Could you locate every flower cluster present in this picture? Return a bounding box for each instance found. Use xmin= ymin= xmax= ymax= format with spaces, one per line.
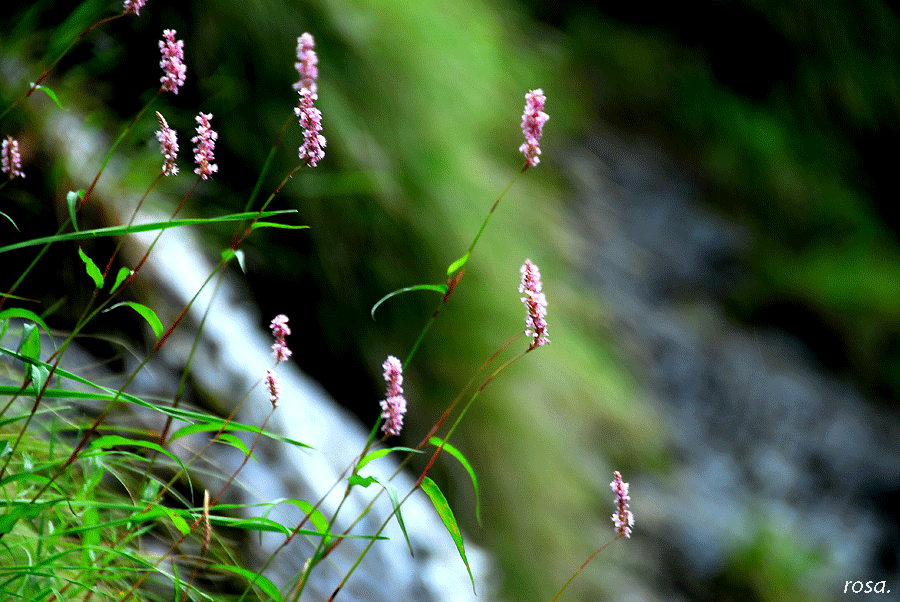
xmin=123 ymin=0 xmax=146 ymax=16
xmin=379 ymin=355 xmax=407 ymax=437
xmin=159 ymin=29 xmax=186 ymax=94
xmin=293 ymin=33 xmax=319 ymax=94
xmin=292 ymin=33 xmax=325 ymax=167
xmin=296 ymin=90 xmax=326 ymax=167
xmin=610 ymin=471 xmax=634 ymax=538
xmin=270 ymin=314 xmax=292 ymax=363
xmin=155 ymin=112 xmax=179 ymax=176
xmin=519 ymin=259 xmax=549 ymax=349
xmin=1 ymin=137 xmax=24 ymax=179
xmin=191 ymin=113 xmax=218 ymax=179
xmin=519 ymin=89 xmax=548 ymax=168
xmin=265 ymin=369 xmax=281 ymax=408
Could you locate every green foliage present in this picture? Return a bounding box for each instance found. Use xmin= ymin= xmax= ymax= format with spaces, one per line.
xmin=0 ymin=0 xmax=661 ymax=600
xmin=429 ymin=437 xmax=481 ymax=525
xmin=103 ymin=302 xmax=163 ymax=340
xmin=420 ymin=476 xmax=475 ymax=592
xmin=77 ymin=247 xmax=104 ymax=289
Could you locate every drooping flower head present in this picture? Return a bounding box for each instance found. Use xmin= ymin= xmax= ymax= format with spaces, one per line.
xmin=155 ymin=112 xmax=179 ymax=176
xmin=191 ymin=112 xmax=218 ymax=179
xmin=610 ymin=471 xmax=634 ymax=538
xmin=295 ymin=88 xmax=326 ymax=167
xmin=123 ymin=0 xmax=146 ymax=16
xmin=519 ymin=89 xmax=548 ymax=169
xmin=265 ymin=369 xmax=281 ymax=408
xmin=270 ymin=314 xmax=292 ymax=363
xmin=159 ymin=29 xmax=186 ymax=94
xmin=519 ymin=259 xmax=549 ymax=349
xmin=1 ymin=137 xmax=24 ymax=179
xmin=293 ymin=33 xmax=319 ymax=94
xmin=379 ymin=355 xmax=407 ymax=437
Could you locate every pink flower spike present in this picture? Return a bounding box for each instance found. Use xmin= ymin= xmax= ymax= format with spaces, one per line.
xmin=1 ymin=137 xmax=24 ymax=179
xmin=270 ymin=314 xmax=292 ymax=363
xmin=610 ymin=470 xmax=634 ymax=538
xmin=155 ymin=112 xmax=179 ymax=176
xmin=295 ymin=88 xmax=326 ymax=167
xmin=159 ymin=29 xmax=186 ymax=94
xmin=519 ymin=89 xmax=548 ymax=168
xmin=265 ymin=369 xmax=281 ymax=408
xmin=123 ymin=0 xmax=146 ymax=16
xmin=379 ymin=355 xmax=407 ymax=437
xmin=519 ymin=259 xmax=549 ymax=349
xmin=293 ymin=33 xmax=319 ymax=94
xmin=383 ymin=355 xmax=404 ymax=398
xmin=191 ymin=112 xmax=218 ymax=180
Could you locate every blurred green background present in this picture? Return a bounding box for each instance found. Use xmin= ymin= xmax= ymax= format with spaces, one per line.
xmin=2 ymin=0 xmax=899 ymax=601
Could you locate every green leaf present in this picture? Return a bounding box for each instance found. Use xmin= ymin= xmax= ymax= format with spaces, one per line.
xmin=32 ymin=84 xmax=64 ymax=109
xmin=0 ymin=309 xmax=53 ymax=342
xmin=18 ymin=323 xmax=48 ymax=393
xmin=0 ymin=210 xmax=297 ymax=255
xmin=88 ymin=435 xmax=187 ymax=482
xmin=207 ymin=564 xmax=282 ymax=602
xmin=167 ymin=420 xmax=311 ymax=450
xmin=18 ymin=322 xmax=40 ymax=361
xmin=446 ymin=251 xmax=470 ymax=276
xmin=1 ymin=210 xmax=20 ymax=232
xmin=160 ymin=507 xmax=191 ymax=536
xmin=284 ymin=499 xmax=331 ymax=547
xmin=348 ymin=474 xmax=377 ymax=488
xmin=66 ymin=190 xmax=84 ymax=230
xmin=104 ymin=302 xmax=163 ymax=340
xmin=217 ymin=432 xmax=254 ymax=459
xmin=379 ymin=478 xmax=414 ymax=557
xmin=0 ymin=501 xmax=53 ymax=535
xmin=78 ymin=247 xmax=104 ymax=289
xmin=420 ymin=476 xmax=475 ymax=592
xmin=371 ymin=283 xmax=449 ymax=320
xmin=249 ymin=222 xmax=310 ymax=231
xmin=356 ymin=446 xmax=421 ymax=473
xmin=111 ymin=267 xmax=132 ymax=292
xmin=429 ymin=437 xmax=481 ymax=525
xmin=209 ymin=515 xmax=291 ymax=536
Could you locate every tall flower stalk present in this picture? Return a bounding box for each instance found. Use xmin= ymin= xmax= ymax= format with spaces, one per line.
xmin=159 ymin=29 xmax=187 ymax=94
xmin=550 ymin=471 xmax=635 ymax=602
xmin=1 ymin=137 xmax=24 ymax=179
xmin=123 ymin=0 xmax=146 ymax=16
xmin=379 ymin=355 xmax=407 ymax=437
xmin=520 ymin=259 xmax=549 ymax=349
xmin=293 ymin=33 xmax=319 ymax=94
xmin=270 ymin=314 xmax=292 ymax=363
xmin=191 ymin=113 xmax=218 ymax=179
xmin=519 ymin=88 xmax=548 ymax=169
xmin=155 ymin=112 xmax=178 ymax=176
xmin=611 ymin=470 xmax=634 ymax=538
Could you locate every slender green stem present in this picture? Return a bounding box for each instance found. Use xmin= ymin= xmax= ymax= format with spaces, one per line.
xmin=464 ymin=172 xmax=521 ymax=262
xmin=322 ymin=338 xmax=530 ymax=601
xmin=549 ymin=536 xmax=622 ymax=602
xmin=242 ymin=114 xmax=295 ymax=214
xmin=80 ymin=93 xmax=159 ymax=209
xmin=400 ymin=168 xmax=522 ymax=375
